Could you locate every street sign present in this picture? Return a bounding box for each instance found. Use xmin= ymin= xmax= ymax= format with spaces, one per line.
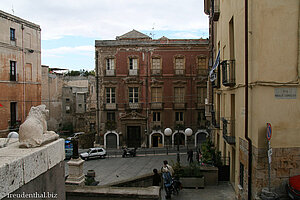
xmin=267 ymin=123 xmax=272 ymax=140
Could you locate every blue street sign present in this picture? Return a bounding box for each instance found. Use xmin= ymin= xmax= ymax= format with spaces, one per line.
xmin=267 ymin=123 xmax=272 ymax=140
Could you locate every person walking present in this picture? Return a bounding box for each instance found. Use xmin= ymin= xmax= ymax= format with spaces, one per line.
xmin=152 ymin=168 xmax=161 ymax=186
xmin=187 ymin=149 xmax=194 ymax=164
xmin=161 ymin=160 xmax=174 ymax=175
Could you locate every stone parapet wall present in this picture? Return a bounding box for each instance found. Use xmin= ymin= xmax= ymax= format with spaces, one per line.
xmin=239 ymin=138 xmax=300 ymax=199
xmin=0 ymin=138 xmax=65 ymax=199
xmin=66 ymin=185 xmax=160 ymax=200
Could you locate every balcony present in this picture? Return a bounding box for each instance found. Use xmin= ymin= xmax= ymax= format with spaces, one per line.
xmin=105 ymin=121 xmax=117 ymax=131
xmin=173 ymin=102 xmax=186 ymax=110
xmin=213 ymin=0 xmax=220 ymax=21
xmin=151 ymin=122 xmax=162 ymax=130
xmin=196 ymin=102 xmax=205 ymax=110
xmin=197 ymin=69 xmax=208 ymax=77
xmin=151 ymin=69 xmax=161 ymax=75
xmin=129 ymin=69 xmax=139 ymax=76
xmin=221 ymin=60 xmax=235 ymax=87
xmin=150 ymin=102 xmax=164 ymax=110
xmin=104 ymin=103 xmax=117 ymax=110
xmin=212 ymin=66 xmax=221 ymax=88
xmin=105 ymin=69 xmax=115 ymax=76
xmin=221 ymin=118 xmax=235 ymax=145
xmin=174 ymin=69 xmax=185 ymax=76
xmin=211 ymin=110 xmax=221 ymax=128
xmin=126 ymin=103 xmax=142 ymax=110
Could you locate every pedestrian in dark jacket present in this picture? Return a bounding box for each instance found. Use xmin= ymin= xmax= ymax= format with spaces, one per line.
xmin=187 ymin=149 xmax=194 ymax=164
xmin=152 ymin=168 xmax=161 ymax=186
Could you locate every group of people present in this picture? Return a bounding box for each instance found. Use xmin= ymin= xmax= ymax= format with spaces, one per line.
xmin=187 ymin=148 xmax=203 ymax=165
xmin=152 ymin=160 xmax=178 ymax=199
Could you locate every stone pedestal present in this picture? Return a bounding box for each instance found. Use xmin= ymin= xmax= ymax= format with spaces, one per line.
xmin=65 ymin=158 xmax=85 ymax=185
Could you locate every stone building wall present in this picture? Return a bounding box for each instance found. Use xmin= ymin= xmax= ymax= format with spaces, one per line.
xmin=239 ymin=138 xmax=300 ymax=199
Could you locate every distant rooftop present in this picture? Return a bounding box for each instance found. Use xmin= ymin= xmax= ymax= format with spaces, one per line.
xmin=0 ymin=9 xmax=41 ymax=30
xmin=96 ymin=30 xmax=208 ymax=47
xmin=116 ymin=29 xmax=151 ymax=40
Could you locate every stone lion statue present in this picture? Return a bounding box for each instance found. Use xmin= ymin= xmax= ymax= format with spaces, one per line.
xmin=19 ymin=104 xmax=59 ymax=148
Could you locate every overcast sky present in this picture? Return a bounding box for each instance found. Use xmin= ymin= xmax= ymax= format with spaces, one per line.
xmin=0 ymin=0 xmax=209 ymax=71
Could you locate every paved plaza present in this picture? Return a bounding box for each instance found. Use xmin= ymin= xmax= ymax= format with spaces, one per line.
xmin=65 ymin=151 xmax=236 ymax=199
xmin=65 ymin=152 xmax=189 ymax=186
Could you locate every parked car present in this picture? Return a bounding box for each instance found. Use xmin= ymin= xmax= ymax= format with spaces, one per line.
xmin=80 ymin=147 xmax=106 ymax=160
xmin=67 ymin=132 xmax=85 ymax=141
xmin=287 ymin=175 xmax=300 ymax=200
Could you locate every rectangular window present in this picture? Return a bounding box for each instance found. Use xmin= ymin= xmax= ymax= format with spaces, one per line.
xmin=174 ymin=87 xmax=184 ymax=103
xmin=129 ymin=87 xmax=139 ymax=103
xmin=198 ymin=109 xmax=206 ymax=128
xmin=151 ymin=87 xmax=162 ymax=102
xmin=152 ymin=58 xmax=161 ymax=74
xmin=153 ymin=112 xmax=161 ymax=122
xmin=129 ymin=58 xmax=138 ymax=70
xmin=10 ymin=61 xmax=16 ymax=81
xmin=106 ymin=88 xmax=115 ymax=103
xmin=10 ymin=102 xmax=17 ymax=127
xmin=239 ymin=162 xmax=244 ymax=188
xmin=229 ymin=17 xmax=235 ymax=60
xmin=197 ymin=87 xmax=207 ymax=104
xmin=175 ymin=112 xmax=184 ymax=122
xmin=106 ymin=58 xmax=115 ymax=70
xmin=107 ymin=112 xmax=116 ymax=121
xmin=175 ymin=57 xmax=184 ymax=75
xmin=152 ymin=58 xmax=160 ymax=69
xmin=198 ymin=57 xmax=207 ymax=69
xmin=10 ymin=28 xmax=15 ymax=41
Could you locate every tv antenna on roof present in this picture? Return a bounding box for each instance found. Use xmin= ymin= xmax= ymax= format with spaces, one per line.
xmin=150 ymin=23 xmax=155 ymax=39
xmin=12 ymin=4 xmax=15 ymax=15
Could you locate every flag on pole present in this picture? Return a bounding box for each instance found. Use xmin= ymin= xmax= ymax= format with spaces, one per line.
xmin=209 ymin=50 xmax=220 ymax=82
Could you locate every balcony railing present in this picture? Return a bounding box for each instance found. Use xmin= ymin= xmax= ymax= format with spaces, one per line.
xmin=213 ymin=0 xmax=220 ymax=21
xmin=104 ymin=103 xmax=117 ymax=110
xmin=212 ymin=110 xmax=221 ymax=128
xmin=150 ymin=102 xmax=164 ymax=110
xmin=196 ymin=102 xmax=205 ymax=110
xmin=105 ymin=121 xmax=117 ymax=131
xmin=151 ymin=69 xmax=161 ymax=75
xmin=105 ymin=69 xmax=115 ymax=76
xmin=126 ymin=103 xmax=142 ymax=110
xmin=173 ymin=102 xmax=186 ymax=110
xmin=221 ymin=117 xmax=235 ymax=145
xmin=151 ymin=122 xmax=162 ymax=130
xmin=129 ymin=69 xmax=139 ymax=76
xmin=197 ymin=69 xmax=208 ymax=76
xmin=221 ymin=60 xmax=235 ymax=87
xmin=174 ymin=69 xmax=185 ymax=75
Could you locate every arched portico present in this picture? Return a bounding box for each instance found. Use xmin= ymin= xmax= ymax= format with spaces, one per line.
xmin=172 ymin=130 xmax=187 ymax=147
xmin=104 ymin=131 xmax=120 ymax=149
xmin=149 ymin=130 xmax=164 ymax=147
xmin=195 ymin=129 xmax=209 ymax=147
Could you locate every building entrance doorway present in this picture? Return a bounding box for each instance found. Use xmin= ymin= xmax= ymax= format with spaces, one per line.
xmin=174 ymin=132 xmax=185 ymax=146
xmin=106 ymin=133 xmax=117 ymax=149
xmin=127 ymin=126 xmax=141 ymax=148
xmin=152 ymin=133 xmax=162 ymax=147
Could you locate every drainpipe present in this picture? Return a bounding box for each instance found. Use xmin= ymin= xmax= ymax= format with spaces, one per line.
xmin=210 ymin=0 xmax=215 ymax=129
xmin=95 ymin=50 xmax=100 ymax=144
xmin=245 ymin=0 xmax=252 ymax=199
xmin=21 ymin=24 xmax=25 ymax=121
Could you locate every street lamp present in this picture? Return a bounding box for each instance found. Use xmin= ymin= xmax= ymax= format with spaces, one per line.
xmin=164 ymin=128 xmax=172 ymax=155
xmin=184 ymin=128 xmax=193 ymax=150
